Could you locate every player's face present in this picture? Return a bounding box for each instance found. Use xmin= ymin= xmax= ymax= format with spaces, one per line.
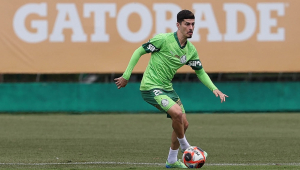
xmin=178 ymin=19 xmax=195 ymax=39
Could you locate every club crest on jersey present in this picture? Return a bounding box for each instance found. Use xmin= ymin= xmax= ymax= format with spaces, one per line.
xmin=161 ymin=99 xmax=169 ymax=107
xmin=180 ymin=55 xmax=187 ymax=64
xmin=170 ymin=51 xmax=187 ymax=64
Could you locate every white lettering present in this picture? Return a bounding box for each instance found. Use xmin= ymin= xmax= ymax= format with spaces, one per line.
xmin=147 ymin=44 xmax=156 ymax=52
xmin=153 ymin=3 xmax=181 ymax=35
xmin=117 ymin=3 xmax=152 ymax=43
xmin=12 ymin=2 xmax=286 ymax=43
xmin=223 ymin=3 xmax=256 ymax=42
xmin=191 ymin=3 xmax=222 ymax=42
xmin=188 ymin=61 xmax=202 ymax=67
xmin=197 ymin=61 xmax=201 ymax=66
xmin=13 ymin=3 xmax=48 ymax=43
xmin=153 ymin=90 xmax=162 ymax=96
xmin=49 ymin=3 xmax=87 ymax=42
xmin=257 ymin=3 xmax=285 ymax=41
xmin=84 ymin=3 xmax=116 ymax=42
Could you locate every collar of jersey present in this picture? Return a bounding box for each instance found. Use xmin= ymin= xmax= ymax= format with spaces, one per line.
xmin=174 ymin=32 xmax=187 ymax=49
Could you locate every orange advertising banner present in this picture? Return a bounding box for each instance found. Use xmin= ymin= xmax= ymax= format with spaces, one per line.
xmin=0 ymin=0 xmax=299 ymax=73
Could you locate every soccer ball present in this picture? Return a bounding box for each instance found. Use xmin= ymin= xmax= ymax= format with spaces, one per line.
xmin=182 ymin=146 xmax=206 ymax=168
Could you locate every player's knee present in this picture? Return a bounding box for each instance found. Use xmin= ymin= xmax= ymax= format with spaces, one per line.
xmin=172 ymin=111 xmax=183 ymax=123
xmin=184 ymin=122 xmax=189 ymax=131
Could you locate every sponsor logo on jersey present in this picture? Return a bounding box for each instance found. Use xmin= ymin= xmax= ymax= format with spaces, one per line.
xmin=147 ymin=43 xmax=159 ymax=52
xmin=170 ymin=51 xmax=178 ymax=58
xmin=188 ymin=60 xmax=202 ymax=67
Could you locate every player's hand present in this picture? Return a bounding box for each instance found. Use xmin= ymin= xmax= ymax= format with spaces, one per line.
xmin=213 ymin=89 xmax=228 ymax=103
xmin=114 ymin=77 xmax=128 ymax=89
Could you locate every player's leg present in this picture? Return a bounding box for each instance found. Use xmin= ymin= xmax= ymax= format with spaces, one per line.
xmin=165 ymin=103 xmax=184 ymax=164
xmin=171 ymin=113 xmax=189 ymax=150
xmin=167 ymin=104 xmax=185 ymax=139
xmin=141 ymin=89 xmax=187 ymax=144
xmin=140 ymin=89 xmax=188 ymax=168
xmin=166 ymin=104 xmax=190 ymax=168
xmin=167 ymin=113 xmax=189 ymax=164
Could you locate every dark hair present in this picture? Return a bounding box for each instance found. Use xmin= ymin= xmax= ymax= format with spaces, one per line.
xmin=177 ymin=10 xmax=195 ymax=23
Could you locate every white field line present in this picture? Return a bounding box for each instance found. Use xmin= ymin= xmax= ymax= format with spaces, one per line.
xmin=0 ymin=162 xmax=300 ymax=166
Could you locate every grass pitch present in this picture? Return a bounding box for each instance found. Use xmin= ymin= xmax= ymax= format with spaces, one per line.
xmin=0 ymin=113 xmax=299 ymax=170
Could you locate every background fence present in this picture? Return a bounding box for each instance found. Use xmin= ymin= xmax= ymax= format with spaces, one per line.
xmin=1 ymin=82 xmax=299 ymax=113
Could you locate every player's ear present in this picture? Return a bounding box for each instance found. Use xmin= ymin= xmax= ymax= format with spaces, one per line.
xmin=176 ymin=22 xmax=180 ymax=28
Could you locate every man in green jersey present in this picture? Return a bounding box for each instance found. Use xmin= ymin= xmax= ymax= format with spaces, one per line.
xmin=115 ymin=10 xmax=228 ymax=168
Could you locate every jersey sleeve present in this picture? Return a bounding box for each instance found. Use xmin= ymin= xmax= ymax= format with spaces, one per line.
xmin=185 ymin=47 xmax=203 ymax=70
xmin=122 ymin=46 xmax=147 ymax=80
xmin=195 ymin=68 xmax=218 ymax=91
xmin=142 ymin=34 xmax=165 ymax=53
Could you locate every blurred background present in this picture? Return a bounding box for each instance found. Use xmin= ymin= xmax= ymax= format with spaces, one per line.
xmin=0 ymin=0 xmax=299 ymax=113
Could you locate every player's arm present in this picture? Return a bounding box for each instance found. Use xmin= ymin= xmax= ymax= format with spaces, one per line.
xmin=114 ymin=46 xmax=146 ymax=89
xmin=186 ymin=48 xmax=228 ymax=102
xmin=186 ymin=60 xmax=218 ymax=92
xmin=115 ymin=34 xmax=163 ymax=89
xmin=185 ymin=55 xmax=215 ymax=91
xmin=195 ymin=69 xmax=228 ymax=103
xmin=195 ymin=68 xmax=217 ymax=91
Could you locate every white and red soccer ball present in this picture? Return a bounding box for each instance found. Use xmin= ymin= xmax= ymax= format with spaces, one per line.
xmin=182 ymin=146 xmax=206 ymax=168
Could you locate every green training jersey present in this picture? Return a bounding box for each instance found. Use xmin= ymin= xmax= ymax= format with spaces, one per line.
xmin=140 ymin=32 xmax=202 ymax=91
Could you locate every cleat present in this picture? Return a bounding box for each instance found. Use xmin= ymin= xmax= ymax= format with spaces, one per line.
xmin=203 ymin=151 xmax=208 ymax=159
xmin=166 ymin=159 xmax=187 ymax=168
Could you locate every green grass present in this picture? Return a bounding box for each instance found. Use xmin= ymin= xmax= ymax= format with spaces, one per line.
xmin=0 ymin=113 xmax=299 ymax=169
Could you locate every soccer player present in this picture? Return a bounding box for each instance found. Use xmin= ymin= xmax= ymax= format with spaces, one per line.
xmin=114 ymin=10 xmax=228 ymax=168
